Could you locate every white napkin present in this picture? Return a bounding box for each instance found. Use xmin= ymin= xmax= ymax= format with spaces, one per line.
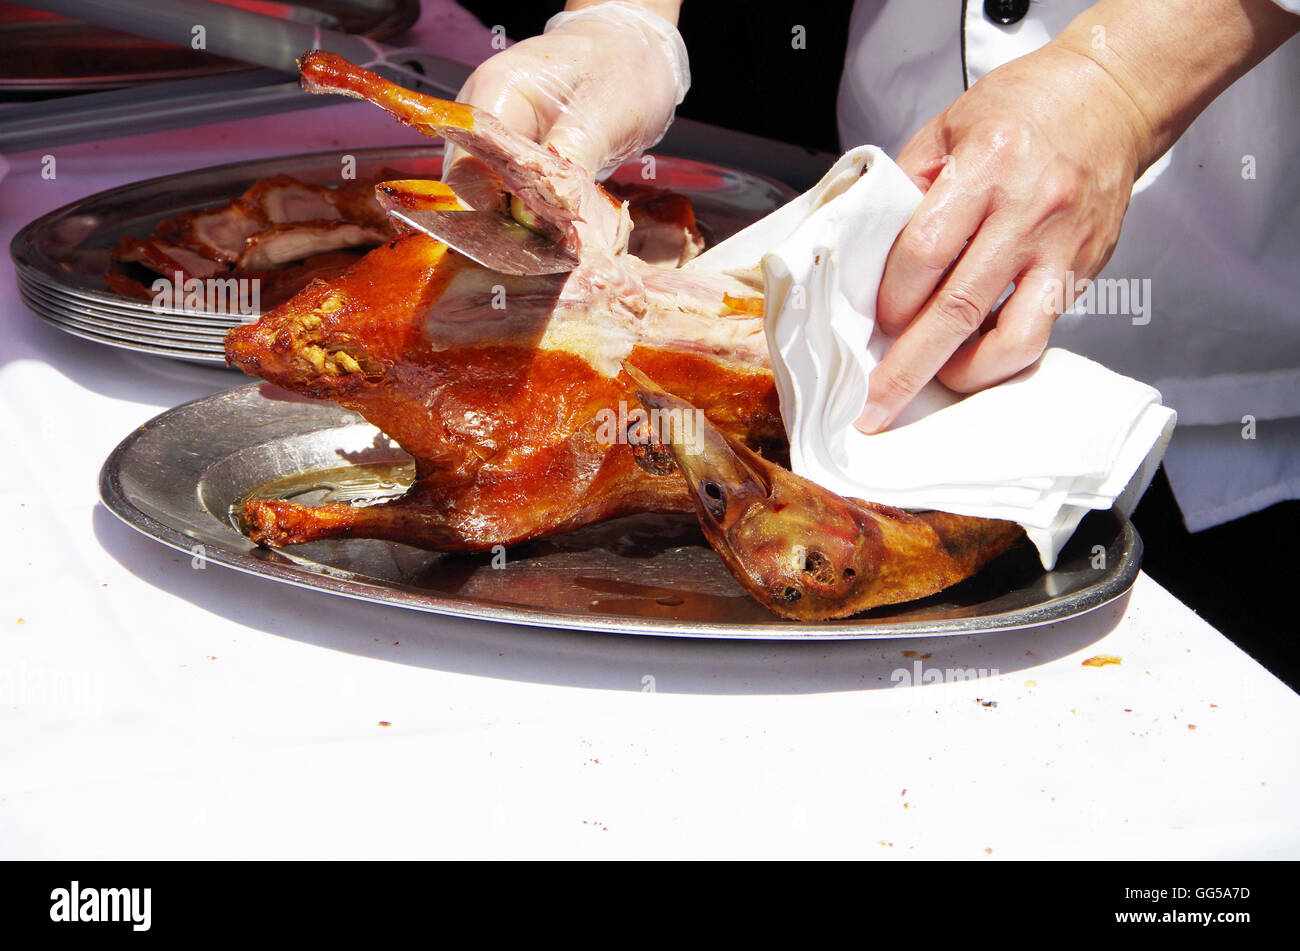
xmin=689 ymin=146 xmax=1176 ymax=568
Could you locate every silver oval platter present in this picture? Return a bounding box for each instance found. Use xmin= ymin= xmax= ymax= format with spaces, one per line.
xmin=11 ymin=146 xmax=796 ymax=366
xmin=100 ymin=383 xmax=1143 ymax=640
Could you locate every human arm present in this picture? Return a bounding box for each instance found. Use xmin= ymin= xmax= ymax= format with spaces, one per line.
xmin=858 ymin=0 xmax=1300 ymax=433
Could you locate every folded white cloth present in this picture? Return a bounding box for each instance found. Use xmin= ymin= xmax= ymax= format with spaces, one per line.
xmin=690 ymin=146 xmax=1176 ymax=568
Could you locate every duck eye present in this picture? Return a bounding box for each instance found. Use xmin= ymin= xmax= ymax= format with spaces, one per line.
xmin=698 ymin=480 xmax=727 ymax=520
xmin=782 ymin=586 xmax=802 ymax=602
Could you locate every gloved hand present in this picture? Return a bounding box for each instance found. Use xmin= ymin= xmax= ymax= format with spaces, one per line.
xmin=443 ymin=1 xmax=689 ymax=209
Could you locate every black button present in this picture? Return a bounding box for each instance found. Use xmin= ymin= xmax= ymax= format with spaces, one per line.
xmin=984 ymin=0 xmax=1029 ymax=25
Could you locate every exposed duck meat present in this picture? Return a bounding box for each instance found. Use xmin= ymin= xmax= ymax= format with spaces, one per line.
xmin=155 ymin=198 xmax=266 ymax=265
xmin=241 ymin=171 xmax=408 ymax=229
xmin=328 ymin=171 xmax=409 ymax=230
xmin=241 ymin=174 xmax=342 ymax=224
xmin=604 ymin=180 xmax=705 ymax=267
xmin=234 ymin=220 xmax=390 ymax=271
xmin=113 ymin=236 xmax=227 ymax=280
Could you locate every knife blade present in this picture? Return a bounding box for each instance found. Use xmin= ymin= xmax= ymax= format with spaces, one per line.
xmin=388 ymin=208 xmax=580 ymax=276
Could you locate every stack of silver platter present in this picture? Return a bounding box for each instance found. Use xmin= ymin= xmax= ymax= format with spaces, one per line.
xmin=10 ymin=146 xmax=448 ymax=366
xmin=15 ymin=265 xmax=236 ymax=366
xmin=11 ymin=146 xmax=796 ymax=367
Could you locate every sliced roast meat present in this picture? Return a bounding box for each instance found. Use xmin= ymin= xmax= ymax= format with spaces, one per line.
xmin=113 ymin=236 xmax=229 ymax=280
xmin=155 ymin=198 xmax=268 ymax=265
xmin=234 ymin=220 xmax=391 ymax=271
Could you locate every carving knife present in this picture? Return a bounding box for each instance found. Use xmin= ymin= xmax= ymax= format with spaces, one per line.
xmin=386 ymin=208 xmax=580 ymax=276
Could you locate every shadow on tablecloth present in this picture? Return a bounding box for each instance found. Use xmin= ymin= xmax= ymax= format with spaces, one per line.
xmin=93 ymin=504 xmax=1126 ymax=696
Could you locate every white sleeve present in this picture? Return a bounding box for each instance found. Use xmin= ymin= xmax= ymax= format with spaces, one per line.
xmin=1269 ymin=0 xmax=1300 ymax=14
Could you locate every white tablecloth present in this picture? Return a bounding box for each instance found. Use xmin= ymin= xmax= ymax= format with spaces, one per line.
xmin=3 ymin=23 xmax=1299 ymax=859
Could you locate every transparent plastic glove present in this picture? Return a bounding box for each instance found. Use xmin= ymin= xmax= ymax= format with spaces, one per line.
xmin=443 ymin=1 xmax=689 ymax=210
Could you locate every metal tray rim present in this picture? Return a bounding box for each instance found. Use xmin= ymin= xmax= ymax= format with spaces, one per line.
xmin=18 ymin=272 xmax=247 ymax=326
xmin=98 ymin=384 xmax=1143 ymax=641
xmin=22 ymin=286 xmax=237 ymax=345
xmin=31 ymin=312 xmax=227 ymax=363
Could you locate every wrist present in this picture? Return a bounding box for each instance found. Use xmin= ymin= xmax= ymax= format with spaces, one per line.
xmin=1052 ymin=0 xmax=1300 ymax=170
xmin=1043 ymin=39 xmax=1158 ymax=176
xmin=548 ymin=1 xmax=690 ymax=106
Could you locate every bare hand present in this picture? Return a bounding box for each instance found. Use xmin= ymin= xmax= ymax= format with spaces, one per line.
xmin=857 ymin=44 xmax=1150 ymax=433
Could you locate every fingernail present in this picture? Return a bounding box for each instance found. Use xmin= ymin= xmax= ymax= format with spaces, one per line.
xmin=855 ymin=402 xmax=890 ymax=435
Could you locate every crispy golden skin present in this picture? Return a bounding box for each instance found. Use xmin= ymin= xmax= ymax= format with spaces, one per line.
xmin=225 ymin=224 xmax=781 ymax=551
xmin=225 ymin=53 xmax=1025 ymax=620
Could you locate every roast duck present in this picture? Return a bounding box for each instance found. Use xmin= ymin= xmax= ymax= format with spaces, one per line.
xmin=224 ymin=52 xmax=1025 ymax=620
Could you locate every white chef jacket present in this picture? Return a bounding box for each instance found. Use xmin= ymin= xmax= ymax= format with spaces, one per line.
xmin=837 ymin=0 xmax=1300 ymax=531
